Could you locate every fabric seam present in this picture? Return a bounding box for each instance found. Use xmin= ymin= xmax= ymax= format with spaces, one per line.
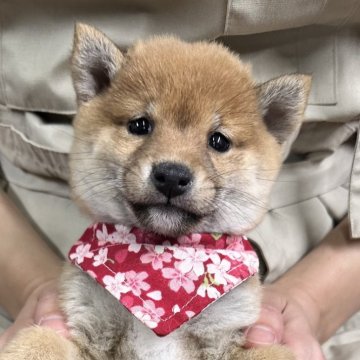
xmin=348 ymin=120 xmax=360 ymax=238
xmin=0 ymin=3 xmax=8 ymax=106
xmin=0 ymin=123 xmax=68 ymax=153
xmin=337 ymin=0 xmax=360 ymax=29
xmin=224 ymin=0 xmax=232 ymax=35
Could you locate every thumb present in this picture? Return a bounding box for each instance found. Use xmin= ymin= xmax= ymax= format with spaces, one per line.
xmin=33 ymin=290 xmax=69 ymax=337
xmin=0 ymin=292 xmax=37 ymax=349
xmin=244 ymin=305 xmax=285 ymax=347
xmin=0 ymin=287 xmax=69 ymax=350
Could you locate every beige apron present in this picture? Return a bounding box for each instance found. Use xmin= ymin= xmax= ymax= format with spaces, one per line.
xmin=0 ymin=1 xmax=360 ymax=358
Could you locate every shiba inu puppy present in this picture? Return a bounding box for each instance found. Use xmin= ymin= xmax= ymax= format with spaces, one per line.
xmin=0 ymin=24 xmax=311 ymax=360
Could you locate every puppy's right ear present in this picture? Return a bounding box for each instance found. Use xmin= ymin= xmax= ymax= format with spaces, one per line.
xmin=72 ymin=23 xmax=124 ymax=104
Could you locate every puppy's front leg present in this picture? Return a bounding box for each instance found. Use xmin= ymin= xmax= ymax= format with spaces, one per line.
xmin=229 ymin=345 xmax=295 ymax=360
xmin=0 ymin=326 xmax=82 ymax=360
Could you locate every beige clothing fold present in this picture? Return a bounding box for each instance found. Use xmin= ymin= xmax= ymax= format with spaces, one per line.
xmin=349 ymin=121 xmax=360 ymax=238
xmin=225 ymin=0 xmax=360 ymax=35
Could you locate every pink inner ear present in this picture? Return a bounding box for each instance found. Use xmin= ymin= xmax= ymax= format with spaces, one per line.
xmin=72 ymin=23 xmax=123 ymax=103
xmin=258 ymin=75 xmax=310 ymax=145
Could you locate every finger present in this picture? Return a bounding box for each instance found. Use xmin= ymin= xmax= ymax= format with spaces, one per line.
xmin=0 ymin=317 xmax=33 ymax=349
xmin=34 ymin=291 xmax=69 ymax=337
xmin=0 ymin=288 xmax=41 ymax=350
xmin=0 ymin=326 xmax=15 ymax=349
xmin=282 ymin=303 xmax=325 ymax=360
xmin=282 ymin=324 xmax=325 ymax=360
xmin=33 ymin=289 xmax=59 ymax=323
xmin=244 ymin=305 xmax=285 ymax=347
xmin=285 ymin=336 xmax=325 ymax=360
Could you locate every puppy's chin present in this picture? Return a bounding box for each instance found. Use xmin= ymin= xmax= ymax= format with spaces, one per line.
xmin=131 ymin=203 xmax=202 ymax=236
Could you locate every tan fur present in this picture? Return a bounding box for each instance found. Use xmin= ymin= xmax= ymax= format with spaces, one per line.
xmin=0 ymin=327 xmax=80 ymax=360
xmin=70 ymin=26 xmax=289 ymax=235
xmin=230 ymin=345 xmax=296 ymax=360
xmin=0 ymin=24 xmax=311 ymax=360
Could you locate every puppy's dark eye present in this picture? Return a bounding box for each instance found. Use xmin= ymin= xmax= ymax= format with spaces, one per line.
xmin=128 ymin=117 xmax=153 ymax=136
xmin=208 ymin=132 xmax=231 ymax=152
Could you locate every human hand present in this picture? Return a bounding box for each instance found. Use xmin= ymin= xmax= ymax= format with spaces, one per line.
xmin=0 ymin=279 xmax=69 ymax=350
xmin=244 ymin=284 xmax=325 ymax=360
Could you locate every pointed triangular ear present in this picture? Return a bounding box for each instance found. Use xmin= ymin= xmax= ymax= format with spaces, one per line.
xmin=71 ymin=23 xmax=124 ymax=104
xmin=257 ymin=75 xmax=311 ymax=145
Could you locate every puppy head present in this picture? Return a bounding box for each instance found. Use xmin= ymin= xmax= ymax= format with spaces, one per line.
xmin=70 ymin=24 xmax=311 ymax=236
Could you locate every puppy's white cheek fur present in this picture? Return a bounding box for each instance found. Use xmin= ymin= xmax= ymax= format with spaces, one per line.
xmin=197 ymin=173 xmax=273 ymax=235
xmin=70 ymin=143 xmax=137 ymax=225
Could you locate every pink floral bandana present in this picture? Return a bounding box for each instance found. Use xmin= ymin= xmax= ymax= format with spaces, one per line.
xmin=68 ymin=223 xmax=259 ymax=336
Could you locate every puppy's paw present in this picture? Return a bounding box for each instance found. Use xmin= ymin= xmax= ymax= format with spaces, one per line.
xmin=0 ymin=326 xmax=80 ymax=360
xmin=229 ymin=345 xmax=295 ymax=360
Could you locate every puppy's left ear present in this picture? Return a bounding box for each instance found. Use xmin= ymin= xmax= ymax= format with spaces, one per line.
xmin=72 ymin=23 xmax=124 ymax=104
xmin=258 ymin=75 xmax=311 ymax=145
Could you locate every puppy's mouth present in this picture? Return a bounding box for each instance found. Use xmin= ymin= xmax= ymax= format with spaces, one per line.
xmin=129 ymin=202 xmax=203 ymax=236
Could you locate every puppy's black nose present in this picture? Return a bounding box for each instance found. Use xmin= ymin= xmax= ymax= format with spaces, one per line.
xmin=151 ymin=162 xmax=193 ymax=198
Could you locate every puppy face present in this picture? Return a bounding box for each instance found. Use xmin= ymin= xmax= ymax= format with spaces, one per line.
xmin=70 ymin=24 xmax=310 ymax=236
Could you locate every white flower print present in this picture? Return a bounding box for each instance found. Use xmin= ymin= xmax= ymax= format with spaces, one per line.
xmin=140 ymin=245 xmax=172 ymax=270
xmin=125 ymin=271 xmax=150 ymax=296
xmin=94 ymin=225 xmax=136 ymax=252
xmin=226 ymin=235 xmax=245 ymax=252
xmin=96 ymin=224 xmax=112 ymax=245
xmin=128 ymin=242 xmax=142 ymax=253
xmin=216 ymin=249 xmax=242 ymax=260
xmin=241 ymin=251 xmax=259 ymax=273
xmin=69 ymin=243 xmax=94 ymax=264
xmin=197 ymin=282 xmax=221 ymax=299
xmin=147 ymin=291 xmax=162 ymax=301
xmin=162 ymin=263 xmax=198 ymax=293
xmin=96 ymin=224 xmax=136 ymax=247
xmin=207 ymin=254 xmax=238 ymax=285
xmin=172 ymin=247 xmax=209 ymax=276
xmin=177 ymin=234 xmax=202 ymax=247
xmin=131 ymin=300 xmax=165 ymax=329
xmin=93 ymin=248 xmax=108 ymax=267
xmin=114 ymin=224 xmax=136 ymax=241
xmin=133 ymin=312 xmax=158 ymax=329
xmin=103 ymin=273 xmax=130 ymax=299
xmin=112 ymin=225 xmax=140 ymax=252
xmin=223 ymin=283 xmax=234 ymax=293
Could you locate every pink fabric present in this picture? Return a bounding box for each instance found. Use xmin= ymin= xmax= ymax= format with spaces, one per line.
xmin=68 ymin=223 xmax=259 ymax=336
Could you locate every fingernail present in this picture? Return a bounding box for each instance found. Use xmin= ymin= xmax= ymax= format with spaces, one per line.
xmin=55 ymin=329 xmax=68 ymax=337
xmin=245 ymin=325 xmax=277 ymax=345
xmin=37 ymin=315 xmax=64 ymax=327
xmin=37 ymin=315 xmax=69 ymax=338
